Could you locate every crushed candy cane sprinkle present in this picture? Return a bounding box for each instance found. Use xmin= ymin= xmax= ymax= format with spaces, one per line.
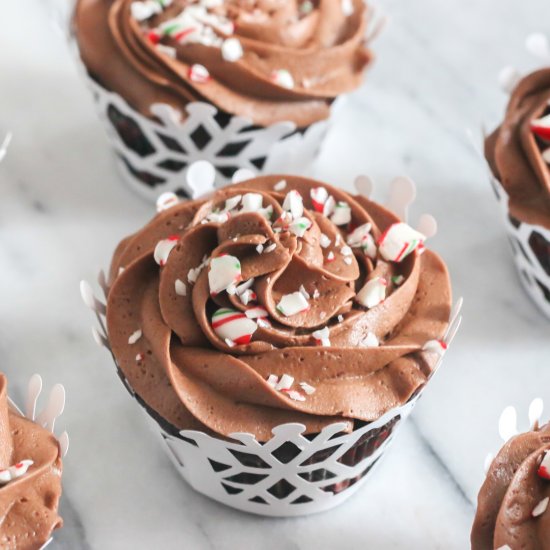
xmin=0 ymin=460 xmax=34 ymax=486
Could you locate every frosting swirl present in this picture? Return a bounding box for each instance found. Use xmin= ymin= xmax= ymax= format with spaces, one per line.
xmin=74 ymin=0 xmax=373 ymax=127
xmin=486 ymin=68 xmax=550 ymax=229
xmin=106 ymin=175 xmax=452 ymax=441
xmin=0 ymin=374 xmax=63 ymax=550
xmin=471 ymin=422 xmax=550 ymax=549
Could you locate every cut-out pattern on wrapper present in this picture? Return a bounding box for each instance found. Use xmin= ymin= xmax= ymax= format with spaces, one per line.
xmin=81 ymin=173 xmax=461 ymax=516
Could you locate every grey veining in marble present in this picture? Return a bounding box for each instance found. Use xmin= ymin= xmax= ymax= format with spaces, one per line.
xmin=1 ymin=0 xmax=550 ymax=548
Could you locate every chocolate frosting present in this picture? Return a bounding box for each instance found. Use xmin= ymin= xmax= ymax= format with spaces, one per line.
xmin=0 ymin=374 xmax=63 ymax=550
xmin=471 ymin=422 xmax=550 ymax=550
xmin=106 ymin=175 xmax=452 ymax=441
xmin=73 ymin=0 xmax=373 ymax=128
xmin=486 ymin=69 xmax=550 ymax=229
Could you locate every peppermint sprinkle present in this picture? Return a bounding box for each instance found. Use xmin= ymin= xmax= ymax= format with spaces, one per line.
xmin=300 ymin=0 xmax=314 ymax=14
xmin=241 ymin=193 xmax=263 ymax=212
xmin=378 ymin=223 xmax=426 ymax=263
xmin=343 ymin=257 xmax=352 ymax=265
xmin=208 ymin=255 xmax=242 ymax=295
xmin=0 ymin=460 xmax=34 ymax=486
xmin=347 ymin=223 xmax=376 ymax=257
xmin=392 ymin=275 xmax=405 ymax=286
xmin=331 ymin=202 xmax=352 ymax=226
xmin=356 ymin=277 xmax=387 ymax=309
xmin=156 ymin=191 xmax=179 ymax=212
xmin=361 ymin=332 xmax=379 ymax=348
xmin=422 ymin=339 xmax=447 ymax=356
xmin=189 ymin=64 xmax=211 ymax=84
xmin=128 ymin=329 xmax=142 ymax=345
xmin=326 ymin=251 xmax=335 ymax=262
xmin=257 ymin=318 xmax=271 ymax=328
xmin=341 ymin=0 xmax=354 ymax=16
xmin=283 ymin=190 xmax=304 ymax=219
xmin=312 ymin=326 xmax=331 ymax=346
xmin=277 ymin=292 xmax=309 ymax=316
xmin=175 ymin=279 xmax=187 ymax=296
xmin=337 ymin=314 xmax=344 ymax=323
xmin=156 ymin=44 xmax=177 ymax=58
xmin=319 ymin=234 xmax=331 ymax=248
xmin=282 ymin=389 xmax=306 ymax=402
xmin=532 ymin=497 xmax=549 ymax=518
xmin=310 ymin=187 xmax=329 ymax=213
xmin=131 ymin=0 xmax=171 ymax=21
xmin=221 ymin=37 xmax=243 ymax=62
xmin=299 ymin=285 xmax=310 ymax=299
xmin=256 ymin=244 xmax=264 ymax=254
xmin=299 ymin=382 xmax=316 ymax=395
xmin=312 ymin=289 xmax=320 ymax=299
xmin=136 ymin=353 xmax=144 ymax=362
xmin=275 ymin=374 xmax=294 ymax=391
xmin=212 ymin=308 xmax=257 ymax=345
xmin=271 ymin=69 xmax=295 ymax=89
xmin=289 ymin=217 xmax=312 ymax=238
xmin=187 ymin=255 xmax=208 ymax=284
xmin=538 ymin=450 xmax=550 ymax=480
xmin=274 ymin=180 xmax=287 ymax=191
xmin=341 ymin=245 xmax=353 ymax=256
xmin=239 ymin=289 xmax=256 ymax=305
xmin=266 ymin=374 xmax=279 ymax=388
xmin=154 ymin=236 xmax=179 ymax=266
xmin=264 ymin=242 xmax=277 ymax=253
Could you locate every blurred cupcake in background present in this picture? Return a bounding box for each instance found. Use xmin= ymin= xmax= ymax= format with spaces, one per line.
xmin=0 ymin=373 xmax=67 ymax=550
xmin=71 ymin=0 xmax=379 ymax=200
xmin=83 ymin=171 xmax=460 ymax=516
xmin=485 ymin=33 xmax=550 ymax=319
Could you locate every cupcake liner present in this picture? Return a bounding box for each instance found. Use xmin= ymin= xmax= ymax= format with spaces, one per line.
xmin=80 ymin=172 xmax=462 ymax=515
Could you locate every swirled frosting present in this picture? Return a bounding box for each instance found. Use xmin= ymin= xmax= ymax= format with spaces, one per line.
xmin=0 ymin=374 xmax=63 ymax=550
xmin=106 ymin=175 xmax=452 ymax=441
xmin=486 ymin=69 xmax=550 ymax=229
xmin=74 ymin=0 xmax=373 ymax=127
xmin=471 ymin=422 xmax=550 ymax=549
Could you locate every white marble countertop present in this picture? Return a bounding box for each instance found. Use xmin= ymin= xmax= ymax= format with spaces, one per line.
xmin=1 ymin=0 xmax=550 ymax=548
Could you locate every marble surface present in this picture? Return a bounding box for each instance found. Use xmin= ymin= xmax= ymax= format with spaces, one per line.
xmin=1 ymin=0 xmax=550 ymax=548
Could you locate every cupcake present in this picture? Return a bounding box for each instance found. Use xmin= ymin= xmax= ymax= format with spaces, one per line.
xmin=0 ymin=373 xmax=66 ymax=550
xmin=471 ymin=412 xmax=550 ymax=549
xmin=84 ymin=173 xmax=457 ymax=515
xmin=485 ymin=67 xmax=550 ymax=319
xmin=72 ymin=0 xmax=376 ymax=200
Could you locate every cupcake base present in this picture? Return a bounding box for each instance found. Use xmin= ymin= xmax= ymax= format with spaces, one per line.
xmin=490 ymin=175 xmax=550 ymax=319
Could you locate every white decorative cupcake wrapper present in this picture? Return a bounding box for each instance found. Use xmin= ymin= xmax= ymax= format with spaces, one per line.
xmin=80 ymin=174 xmax=462 ymax=516
xmin=8 ymin=374 xmax=69 ymax=458
xmin=472 ymin=130 xmax=550 ymax=320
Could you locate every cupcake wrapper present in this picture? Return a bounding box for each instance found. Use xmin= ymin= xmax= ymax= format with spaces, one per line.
xmin=489 ymin=174 xmax=550 ymax=320
xmin=75 ymin=59 xmax=336 ymax=202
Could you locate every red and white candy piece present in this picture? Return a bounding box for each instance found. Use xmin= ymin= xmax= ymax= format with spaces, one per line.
xmin=538 ymin=450 xmax=550 ymax=480
xmin=188 ymin=64 xmax=211 ymax=83
xmin=211 ymin=308 xmax=257 ymax=345
xmin=241 ymin=193 xmax=263 ymax=213
xmin=271 ymin=69 xmax=294 ymax=89
xmin=310 ymin=187 xmax=336 ymax=217
xmin=331 ymin=202 xmax=352 ymax=226
xmin=0 ymin=460 xmax=33 ymax=485
xmin=378 ymin=223 xmax=425 ymax=263
xmin=289 ymin=217 xmax=312 ymax=238
xmin=154 ymin=235 xmax=179 ymax=266
xmin=422 ymin=339 xmax=447 ymax=356
xmin=531 ymin=114 xmax=550 ymax=141
xmin=156 ymin=192 xmax=179 ymax=212
xmin=275 ymin=374 xmax=294 ymax=391
xmin=277 ymin=291 xmax=310 ymax=316
xmin=312 ymin=326 xmax=331 ymax=346
xmin=356 ymin=277 xmax=387 ymax=309
xmin=347 ymin=223 xmax=377 ymax=259
xmin=208 ymin=255 xmax=242 ymax=295
xmin=532 ymin=497 xmax=549 ymax=518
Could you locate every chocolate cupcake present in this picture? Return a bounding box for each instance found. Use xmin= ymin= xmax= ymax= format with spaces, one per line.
xmin=485 ymin=68 xmax=550 ymax=319
xmin=471 ymin=418 xmax=550 ymax=549
xmin=84 ymin=174 xmax=457 ymax=515
xmin=72 ymin=0 xmax=376 ymax=199
xmin=0 ymin=374 xmax=65 ymax=550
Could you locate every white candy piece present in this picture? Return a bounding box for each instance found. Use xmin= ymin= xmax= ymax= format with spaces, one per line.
xmin=208 ymin=255 xmax=242 ymax=295
xmin=189 ymin=64 xmax=210 ymax=83
xmin=239 ymin=289 xmax=256 ymax=305
xmin=128 ymin=329 xmax=142 ymax=345
xmin=341 ymin=0 xmax=354 ymax=16
xmin=264 ymin=242 xmax=277 ymax=253
xmin=131 ymin=1 xmax=162 ymax=21
xmin=275 ymin=374 xmax=294 ymax=391
xmin=289 ymin=217 xmax=312 ymax=238
xmin=331 ymin=202 xmax=352 ymax=226
xmin=175 ymin=279 xmax=187 ymax=296
xmin=284 ymin=390 xmax=306 ymax=402
xmin=271 ymin=69 xmax=294 ymax=89
xmin=0 ymin=460 xmax=34 ymax=486
xmin=255 ymin=244 xmax=264 ymax=254
xmin=310 ymin=187 xmax=329 ymax=212
xmin=211 ymin=308 xmax=257 ymax=345
xmin=156 ymin=192 xmax=179 ymax=212
xmin=312 ymin=326 xmax=331 ymax=346
xmin=422 ymin=339 xmax=447 ymax=356
xmin=283 ymin=190 xmax=304 ymax=219
xmin=347 ymin=223 xmax=372 ymax=247
xmin=277 ymin=292 xmax=310 ymax=317
xmin=532 ymin=497 xmax=549 ymax=518
xmin=154 ymin=236 xmax=179 ymax=266
xmin=221 ymin=37 xmax=243 ymax=62
xmin=319 ymin=234 xmax=331 ymax=248
xmin=378 ymin=222 xmax=425 ymax=262
xmin=361 ymin=332 xmax=379 ymax=348
xmin=299 ymin=382 xmax=316 ymax=395
xmin=241 ymin=193 xmax=263 ymax=212
xmin=274 ymin=180 xmax=287 ymax=191
xmin=538 ymin=450 xmax=550 ymax=479
xmin=356 ymin=277 xmax=387 ymax=309
xmin=266 ymin=374 xmax=279 ymax=388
